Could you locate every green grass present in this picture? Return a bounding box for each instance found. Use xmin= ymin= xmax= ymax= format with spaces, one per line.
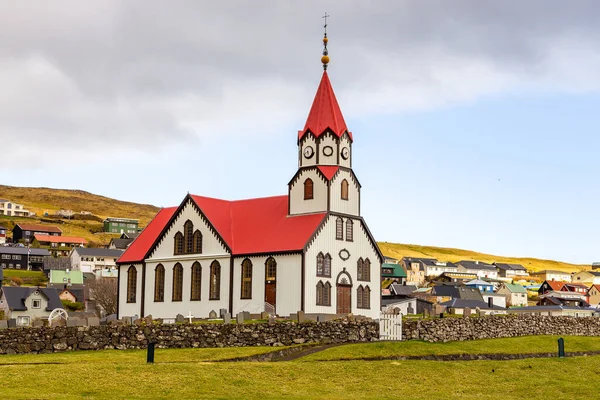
xmin=1 ymin=345 xmax=600 ymax=399
xmin=2 ymin=269 xmax=45 ymax=279
xmin=378 ymin=241 xmax=588 ymax=273
xmin=302 ymin=335 xmax=600 ymax=361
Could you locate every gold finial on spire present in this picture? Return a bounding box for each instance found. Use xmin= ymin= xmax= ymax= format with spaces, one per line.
xmin=321 ymin=12 xmax=330 ymax=70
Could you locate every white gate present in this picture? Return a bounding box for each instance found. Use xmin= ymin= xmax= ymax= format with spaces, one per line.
xmin=379 ymin=312 xmax=403 ymax=341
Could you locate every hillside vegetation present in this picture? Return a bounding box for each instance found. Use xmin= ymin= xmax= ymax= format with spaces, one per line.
xmin=378 ymin=242 xmax=588 ymax=273
xmin=0 ymin=185 xmax=160 ymax=246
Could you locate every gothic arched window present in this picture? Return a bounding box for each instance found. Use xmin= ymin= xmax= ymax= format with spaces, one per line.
xmin=323 ymin=253 xmax=332 ymax=277
xmin=209 ymin=260 xmax=221 ymax=300
xmin=317 ymin=252 xmax=324 ymax=276
xmin=357 ymin=285 xmax=371 ymax=309
xmin=241 ymin=258 xmax=253 ymax=299
xmin=174 ymin=232 xmax=184 ymax=255
xmin=336 ymin=217 xmax=343 ymax=240
xmin=363 ymin=258 xmax=371 ymax=282
xmin=304 ymin=178 xmax=314 ymax=200
xmin=154 ymin=264 xmax=165 ymax=302
xmin=172 ymin=263 xmax=183 ymax=301
xmin=193 ymin=230 xmax=202 ymax=253
xmin=341 ymin=179 xmax=349 ymax=200
xmin=346 ymin=219 xmax=353 ymax=242
xmin=324 ymin=281 xmax=331 ymax=306
xmin=127 ymin=266 xmax=137 ymax=303
xmin=357 ymin=258 xmax=364 ymax=281
xmin=265 ymin=257 xmax=277 ymax=281
xmin=191 ymin=262 xmax=201 ymax=301
xmin=184 ymin=220 xmax=194 ymax=254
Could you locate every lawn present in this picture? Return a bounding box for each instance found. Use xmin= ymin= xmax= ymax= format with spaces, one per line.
xmin=2 ymin=339 xmax=600 ymax=399
xmin=2 ymin=269 xmax=48 ymax=286
xmin=302 ymin=335 xmax=600 ymax=361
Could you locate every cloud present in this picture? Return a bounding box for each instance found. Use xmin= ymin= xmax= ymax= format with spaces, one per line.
xmin=1 ymin=0 xmax=599 ymax=162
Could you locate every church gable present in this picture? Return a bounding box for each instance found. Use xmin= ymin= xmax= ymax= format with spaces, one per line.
xmin=149 ymin=198 xmax=229 ymax=260
xmin=329 ymin=169 xmax=360 ymax=216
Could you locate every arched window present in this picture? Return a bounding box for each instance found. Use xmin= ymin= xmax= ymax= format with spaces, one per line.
xmin=336 ymin=217 xmax=343 ymax=240
xmin=346 ymin=219 xmax=353 ymax=242
xmin=241 ymin=258 xmax=253 ymax=299
xmin=357 ymin=285 xmax=371 ymax=309
xmin=316 ymin=281 xmax=324 ymax=305
xmin=316 ymin=252 xmax=324 ymax=276
xmin=190 ymin=262 xmax=201 ymax=301
xmin=172 ymin=263 xmax=183 ymax=301
xmin=126 ymin=266 xmax=137 ymax=303
xmin=209 ymin=260 xmax=221 ymax=300
xmin=265 ymin=257 xmax=277 ymax=281
xmin=323 ymin=253 xmax=332 ymax=277
xmin=193 ymin=230 xmax=202 ymax=253
xmin=184 ymin=220 xmax=193 ymax=254
xmin=324 ymin=282 xmax=331 ymax=306
xmin=341 ymin=179 xmax=349 ymax=200
xmin=304 ymin=178 xmax=314 ymax=200
xmin=174 ymin=232 xmax=184 ymax=255
xmin=363 ymin=258 xmax=371 ymax=282
xmin=154 ymin=264 xmax=165 ymax=302
xmin=357 ymin=258 xmax=364 ymax=281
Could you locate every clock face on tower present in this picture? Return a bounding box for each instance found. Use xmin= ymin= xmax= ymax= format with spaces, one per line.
xmin=323 ymin=146 xmax=334 ymax=156
xmin=341 ymin=147 xmax=350 ymax=160
xmin=303 ymin=146 xmax=315 ymax=159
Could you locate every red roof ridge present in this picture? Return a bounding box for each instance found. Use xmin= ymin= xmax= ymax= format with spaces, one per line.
xmin=299 ymin=71 xmax=352 ymax=141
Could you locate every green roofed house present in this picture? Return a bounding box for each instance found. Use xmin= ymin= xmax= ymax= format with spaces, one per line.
xmin=103 ymin=218 xmax=139 ymax=234
xmin=48 ymin=270 xmax=84 ymax=287
xmin=497 ymin=283 xmax=528 ymax=307
xmin=382 ymin=263 xmax=406 ymax=285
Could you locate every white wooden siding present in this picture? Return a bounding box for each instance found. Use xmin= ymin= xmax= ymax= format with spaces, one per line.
xmin=118 ymin=263 xmax=143 ymax=318
xmin=231 ymin=254 xmax=302 ymax=317
xmin=316 ymin=133 xmax=339 ymax=165
xmin=300 ymin=135 xmax=317 ymax=168
xmin=339 ymin=134 xmax=352 ymax=169
xmin=143 ymin=257 xmax=231 ymax=319
xmin=329 ymin=170 xmax=360 ymax=216
xmin=304 ymin=214 xmax=381 ymax=319
xmin=289 ymin=169 xmax=328 ymax=215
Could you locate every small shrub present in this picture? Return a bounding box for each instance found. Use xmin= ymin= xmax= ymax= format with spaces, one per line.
xmin=61 ymin=300 xmax=85 ymax=311
xmin=10 ymin=276 xmax=23 ymax=286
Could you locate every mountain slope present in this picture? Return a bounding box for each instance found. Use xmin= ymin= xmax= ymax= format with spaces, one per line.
xmin=378 ymin=242 xmax=588 ymax=273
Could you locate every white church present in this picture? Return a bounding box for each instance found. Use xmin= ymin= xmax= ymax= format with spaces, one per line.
xmin=117 ymin=34 xmax=383 ymax=320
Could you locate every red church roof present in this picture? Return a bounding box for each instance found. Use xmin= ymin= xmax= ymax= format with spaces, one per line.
xmin=118 ymin=195 xmax=326 ymax=263
xmin=299 ymin=71 xmax=352 ymax=141
xmin=317 ymin=166 xmax=340 ymax=181
xmin=118 ymin=207 xmax=177 ymax=264
xmin=190 ymin=195 xmax=326 ymax=255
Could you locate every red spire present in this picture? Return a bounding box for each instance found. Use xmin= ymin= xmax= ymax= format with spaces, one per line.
xmin=299 ymin=71 xmax=352 ymax=141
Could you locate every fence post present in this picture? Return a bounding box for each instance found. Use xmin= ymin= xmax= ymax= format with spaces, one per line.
xmin=558 ymin=337 xmax=565 ymax=358
xmin=147 ymin=342 xmax=155 ymax=363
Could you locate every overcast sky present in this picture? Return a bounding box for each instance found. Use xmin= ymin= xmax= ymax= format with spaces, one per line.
xmin=2 ymin=1 xmax=600 ymax=264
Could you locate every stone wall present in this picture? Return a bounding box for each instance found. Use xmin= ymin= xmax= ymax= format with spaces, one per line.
xmin=0 ymin=320 xmax=378 ymax=355
xmin=403 ymin=315 xmax=600 ymax=342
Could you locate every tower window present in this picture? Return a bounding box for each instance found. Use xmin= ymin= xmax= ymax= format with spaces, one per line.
xmin=304 ymin=178 xmax=314 ymax=200
xmin=346 ymin=219 xmax=353 ymax=242
xmin=184 ymin=220 xmax=193 ymax=254
xmin=341 ymin=179 xmax=349 ymax=201
xmin=336 ymin=217 xmax=343 ymax=240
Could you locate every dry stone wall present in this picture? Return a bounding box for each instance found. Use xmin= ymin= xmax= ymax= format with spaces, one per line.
xmin=0 ymin=320 xmax=378 ymax=355
xmin=403 ymin=315 xmax=600 ymax=342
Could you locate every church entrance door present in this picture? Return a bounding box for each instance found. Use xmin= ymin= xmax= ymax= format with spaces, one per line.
xmin=336 ymin=285 xmax=351 ymax=314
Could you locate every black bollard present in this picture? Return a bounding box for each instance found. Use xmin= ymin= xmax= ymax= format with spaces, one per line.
xmin=558 ymin=337 xmax=565 ymax=358
xmin=440 ymin=313 xmax=444 ymax=319
xmin=147 ymin=342 xmax=155 ymax=363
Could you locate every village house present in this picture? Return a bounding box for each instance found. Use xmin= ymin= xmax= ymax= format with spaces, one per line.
xmin=401 ymin=257 xmax=458 ymax=284
xmin=0 ymin=247 xmax=49 ymax=270
xmin=465 ymin=279 xmax=494 ymax=293
xmin=0 ymin=225 xmax=6 ymax=245
xmin=530 ymin=270 xmax=572 ymax=282
xmin=0 ymin=199 xmax=30 ymax=217
xmin=70 ymin=248 xmax=123 ymax=277
xmin=33 ymin=234 xmax=87 ymax=257
xmin=433 ymin=271 xmax=478 ymax=283
xmin=571 ymin=270 xmax=600 ymax=286
xmin=509 ymin=305 xmax=598 ymax=317
xmin=455 ymin=261 xmax=498 ymax=279
xmin=588 ymin=285 xmax=600 ymax=306
xmin=108 ymin=232 xmax=140 ymax=250
xmin=493 ymin=263 xmax=529 ymax=278
xmin=497 ymin=283 xmax=528 ymax=307
xmin=381 ymin=263 xmax=406 ymax=285
xmin=0 ymin=287 xmax=62 ymax=326
xmin=439 ymin=298 xmax=506 ymax=315
xmin=12 ymin=223 xmax=62 ymax=244
xmin=116 ymin=41 xmax=382 ymax=320
xmin=537 ymin=290 xmax=589 ymax=307
xmin=104 ymin=218 xmax=139 ymax=234
xmin=481 ymin=293 xmax=507 ymax=308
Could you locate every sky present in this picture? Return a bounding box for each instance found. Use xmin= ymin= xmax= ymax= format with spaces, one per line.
xmin=1 ymin=1 xmax=599 ymax=264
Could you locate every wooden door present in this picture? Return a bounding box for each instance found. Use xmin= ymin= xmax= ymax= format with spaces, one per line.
xmin=336 ymin=285 xmax=351 ymax=314
xmin=265 ymin=283 xmax=276 ymax=307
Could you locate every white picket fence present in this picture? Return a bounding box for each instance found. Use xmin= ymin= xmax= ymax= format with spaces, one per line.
xmin=379 ymin=312 xmax=403 ymax=341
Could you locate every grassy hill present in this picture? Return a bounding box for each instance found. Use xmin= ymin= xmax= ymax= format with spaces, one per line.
xmin=378 ymin=242 xmax=588 ymax=273
xmin=0 ymin=185 xmax=159 ymax=246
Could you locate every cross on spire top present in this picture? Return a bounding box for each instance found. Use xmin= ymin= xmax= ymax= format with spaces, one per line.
xmin=321 ymin=12 xmax=330 ymax=70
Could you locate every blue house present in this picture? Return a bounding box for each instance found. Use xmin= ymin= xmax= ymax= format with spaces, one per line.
xmin=465 ymin=279 xmax=494 ymax=293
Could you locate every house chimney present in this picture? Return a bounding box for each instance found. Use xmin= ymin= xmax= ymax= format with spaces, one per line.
xmin=488 ymin=297 xmax=494 ymax=308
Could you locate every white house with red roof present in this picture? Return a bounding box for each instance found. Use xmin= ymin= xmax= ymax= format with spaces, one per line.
xmin=116 ymin=36 xmax=383 ymax=320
